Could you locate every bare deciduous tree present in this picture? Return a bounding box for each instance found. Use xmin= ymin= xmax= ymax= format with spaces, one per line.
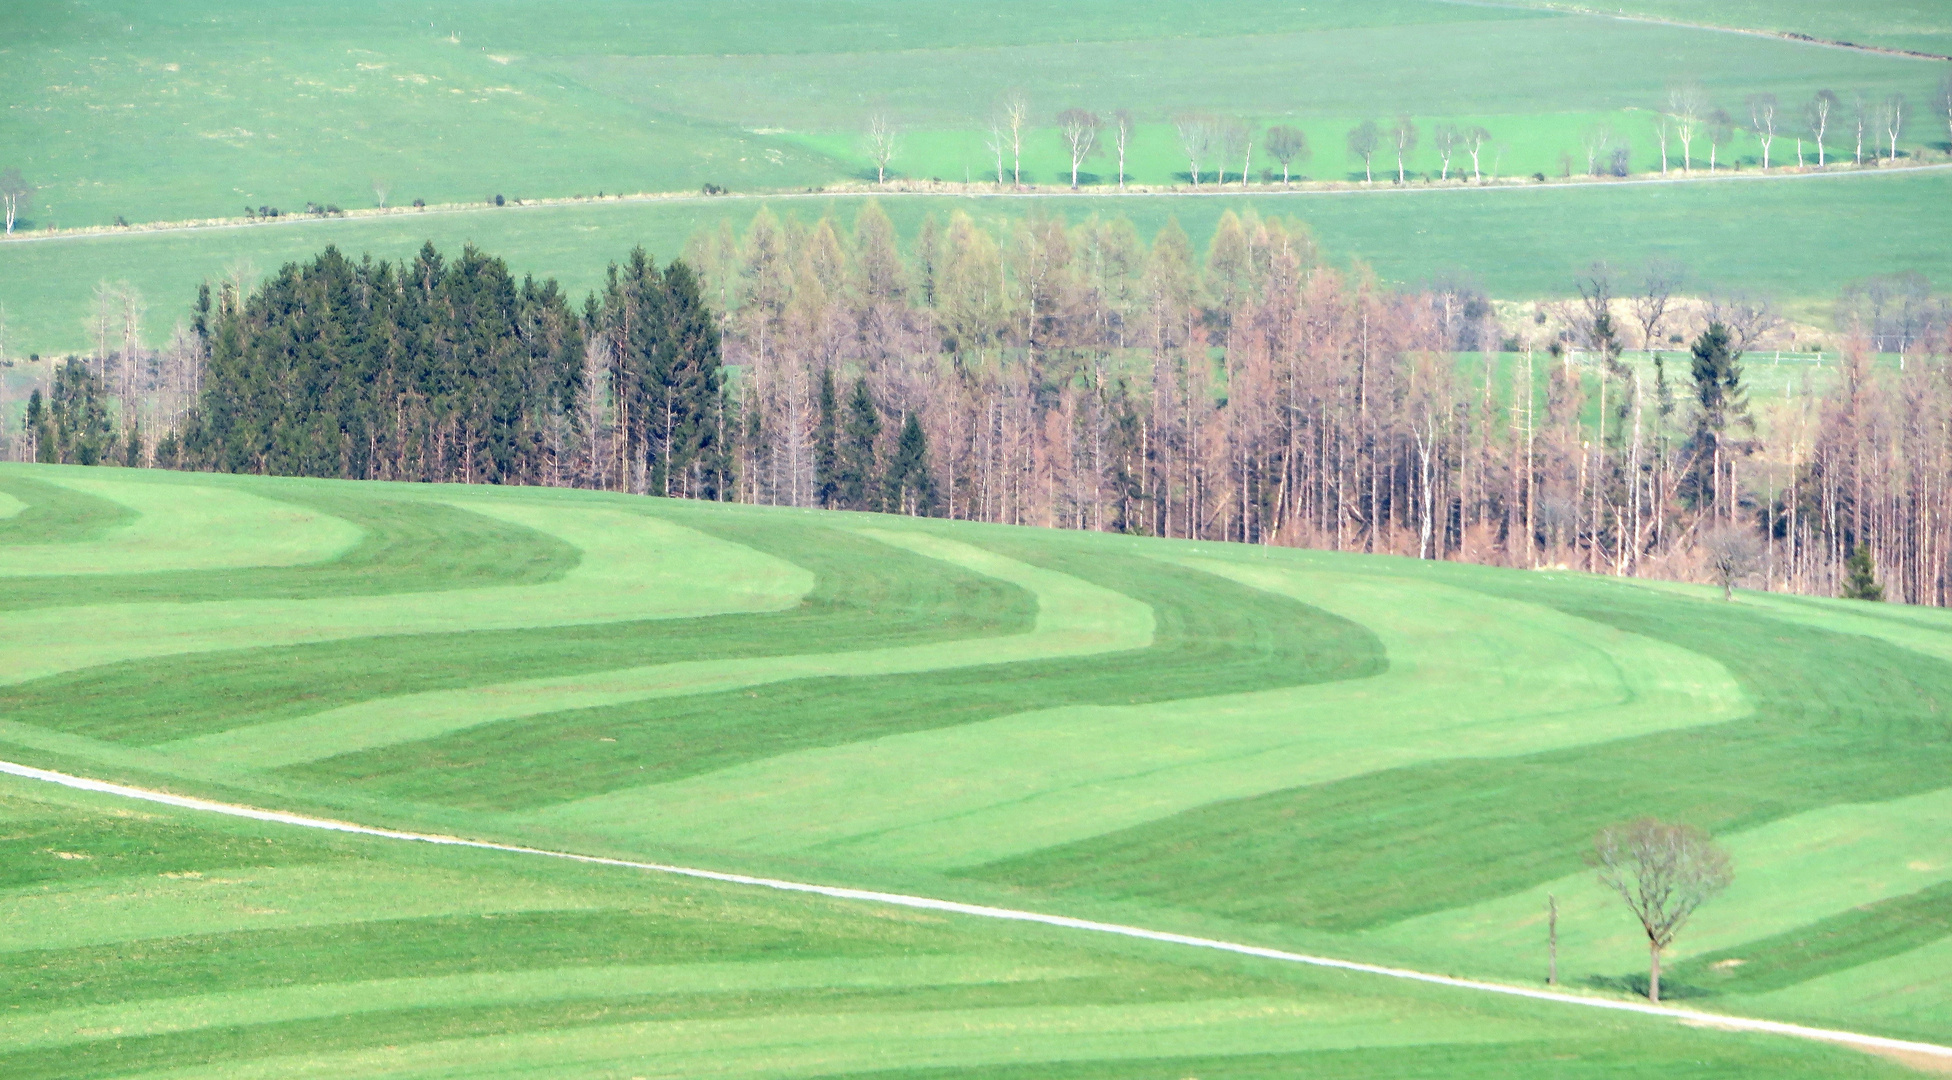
xmin=1389 ymin=116 xmax=1418 ymax=183
xmin=984 ymin=120 xmax=1007 ymax=186
xmin=1707 ymin=292 xmax=1784 ymax=354
xmin=1432 ymin=123 xmax=1460 ymax=180
xmin=1057 ymin=108 xmax=1101 ymax=188
xmin=1346 ymin=120 xmax=1379 ymax=182
xmin=1175 ymin=112 xmax=1219 ymax=186
xmin=1706 ymin=108 xmax=1733 ymax=171
xmin=1001 ymin=91 xmax=1030 ymax=187
xmin=1463 ymin=125 xmax=1491 ymax=181
xmin=1219 ymin=122 xmax=1250 ymax=185
xmin=1938 ymin=73 xmax=1952 ymax=151
xmin=1264 ymin=124 xmax=1309 ymax=185
xmin=1702 ymin=525 xmax=1762 ymax=599
xmin=1593 ymin=819 xmax=1732 ymax=1002
xmin=1631 ymin=260 xmax=1684 ymax=352
xmin=1669 ymin=83 xmax=1706 ymax=172
xmin=1111 ymin=109 xmax=1134 ymax=190
xmin=371 ymin=177 xmax=391 ymax=209
xmin=864 ymin=112 xmax=899 ymax=184
xmin=1747 ymin=93 xmax=1778 ymax=169
xmin=1883 ymin=93 xmax=1907 ymax=161
xmin=0 ymin=169 xmax=30 ymax=235
xmin=1655 ymin=114 xmax=1672 ymax=174
xmin=1808 ymin=89 xmax=1836 ymax=167
xmin=1579 ymin=123 xmax=1615 ymax=177
xmin=1854 ymin=91 xmax=1869 ymax=164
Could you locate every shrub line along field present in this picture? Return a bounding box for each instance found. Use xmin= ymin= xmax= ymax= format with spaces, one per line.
xmin=6 ymin=755 xmax=1951 ymax=1071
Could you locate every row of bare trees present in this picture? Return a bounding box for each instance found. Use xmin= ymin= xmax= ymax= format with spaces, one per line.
xmin=865 ymin=76 xmax=1952 ymax=189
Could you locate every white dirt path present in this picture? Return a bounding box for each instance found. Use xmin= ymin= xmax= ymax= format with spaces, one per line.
xmin=3 ymin=757 xmax=1948 ymax=1069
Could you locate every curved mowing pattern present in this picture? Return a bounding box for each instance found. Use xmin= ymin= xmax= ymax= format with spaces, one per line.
xmin=0 ymin=474 xmax=363 ymax=576
xmin=0 ymin=490 xmax=580 ymax=611
xmin=2 ymin=464 xmax=1950 ymax=1060
xmin=0 ymin=474 xmax=137 ymax=544
xmin=286 ymin=540 xmax=1385 ymax=811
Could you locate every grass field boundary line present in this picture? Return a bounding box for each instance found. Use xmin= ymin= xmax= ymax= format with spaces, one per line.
xmin=1451 ymin=0 xmax=1952 ymax=61
xmin=5 ymin=163 xmax=1949 ymax=249
xmin=4 ymin=756 xmax=1948 ymax=1064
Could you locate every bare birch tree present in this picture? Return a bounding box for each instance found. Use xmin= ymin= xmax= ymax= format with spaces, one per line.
xmin=1938 ymin=73 xmax=1952 ymax=151
xmin=1389 ymin=116 xmax=1418 ymax=183
xmin=1264 ymin=124 xmax=1309 ymax=185
xmin=1883 ymin=93 xmax=1906 ymax=161
xmin=1111 ymin=109 xmax=1134 ymax=190
xmin=1747 ymin=93 xmax=1778 ymax=169
xmin=864 ymin=112 xmax=899 ymax=184
xmin=1655 ymin=114 xmax=1672 ymax=174
xmin=1001 ymin=91 xmax=1030 ymax=187
xmin=371 ymin=178 xmax=391 ymax=209
xmin=1432 ymin=123 xmax=1460 ymax=180
xmin=984 ymin=120 xmax=1007 ymax=186
xmin=1593 ymin=820 xmax=1732 ymax=1002
xmin=1056 ymin=108 xmax=1101 ymax=188
xmin=1854 ymin=91 xmax=1869 ymax=164
xmin=0 ymin=170 xmax=29 ymax=235
xmin=1669 ymin=84 xmax=1706 ymax=172
xmin=1464 ymin=125 xmax=1491 ymax=181
xmin=1808 ymin=89 xmax=1836 ymax=166
xmin=1175 ymin=112 xmax=1219 ymax=186
xmin=1706 ymin=108 xmax=1733 ymax=171
xmin=1346 ymin=120 xmax=1379 ymax=182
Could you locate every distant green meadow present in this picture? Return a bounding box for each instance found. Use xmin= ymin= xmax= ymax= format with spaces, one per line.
xmin=2 ymin=463 xmax=1952 ymax=1074
xmin=3 ymin=167 xmax=1950 ymax=359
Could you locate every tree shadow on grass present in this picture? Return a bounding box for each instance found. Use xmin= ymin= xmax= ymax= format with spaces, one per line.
xmin=1584 ymin=972 xmax=1717 ymax=1001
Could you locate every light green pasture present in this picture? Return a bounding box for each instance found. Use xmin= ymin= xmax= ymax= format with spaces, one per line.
xmin=1374 ymin=784 xmax=1952 ymax=983
xmin=0 ymin=492 xmax=808 ymax=684
xmin=156 ymin=527 xmax=1153 ymax=768
xmin=0 ymin=475 xmax=361 ymax=575
xmin=1749 ymin=934 xmax=1952 ymax=1039
xmin=530 ymin=560 xmax=1744 ymax=868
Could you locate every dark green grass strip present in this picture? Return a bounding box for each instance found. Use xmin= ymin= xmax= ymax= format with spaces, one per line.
xmin=0 ymin=806 xmax=338 ymax=890
xmin=0 ymin=908 xmax=907 ymax=1012
xmin=0 ymin=474 xmax=135 ymax=544
xmin=819 ymin=1039 xmax=1912 ymax=1080
xmin=0 ymin=977 xmax=1210 ymax=1080
xmin=290 ymin=540 xmax=1386 ymax=811
xmin=1674 ymin=879 xmax=1952 ymax=995
xmin=0 ymin=518 xmax=1035 ymax=745
xmin=0 ymin=492 xmax=579 ymax=611
xmin=971 ymin=568 xmax=1952 ymax=936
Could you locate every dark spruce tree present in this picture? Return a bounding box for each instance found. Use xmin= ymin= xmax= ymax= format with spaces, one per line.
xmin=1686 ymin=322 xmax=1749 ymax=511
xmin=882 ymin=411 xmax=937 ymax=516
xmin=1843 ymin=544 xmax=1885 ymax=601
xmin=839 ymin=377 xmax=881 ymax=511
xmin=813 ymin=367 xmax=839 ymax=508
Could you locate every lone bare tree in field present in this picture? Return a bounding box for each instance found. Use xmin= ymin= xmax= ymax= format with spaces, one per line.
xmin=371 ymin=178 xmax=391 ymax=209
xmin=1111 ymin=109 xmax=1134 ymax=190
xmin=1593 ymin=819 xmax=1732 ymax=1002
xmin=1346 ymin=120 xmax=1379 ymax=182
xmin=1221 ymin=122 xmax=1250 ymax=185
xmin=1175 ymin=112 xmax=1219 ymax=186
xmin=1669 ymin=84 xmax=1706 ymax=172
xmin=1265 ymin=124 xmax=1309 ymax=185
xmin=1747 ymin=93 xmax=1778 ymax=169
xmin=1056 ymin=108 xmax=1101 ymax=188
xmin=1389 ymin=116 xmax=1418 ymax=183
xmin=1706 ymin=108 xmax=1733 ymax=172
xmin=864 ymin=112 xmax=899 ymax=184
xmin=1702 ymin=525 xmax=1762 ymax=599
xmin=1807 ymin=89 xmax=1836 ymax=166
xmin=1938 ymin=73 xmax=1952 ymax=150
xmin=0 ymin=170 xmax=30 ymax=235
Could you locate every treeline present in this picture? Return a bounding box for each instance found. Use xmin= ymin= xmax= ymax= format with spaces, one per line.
xmin=13 ymin=206 xmax=1952 ymax=605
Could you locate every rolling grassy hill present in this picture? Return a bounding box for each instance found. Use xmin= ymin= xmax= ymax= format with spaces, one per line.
xmin=3 ymin=461 xmax=1951 ymax=1076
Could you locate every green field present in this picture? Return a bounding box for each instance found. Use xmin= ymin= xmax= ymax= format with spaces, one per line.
xmin=4 ymin=166 xmax=1951 ymax=358
xmin=1508 ymin=0 xmax=1952 ymax=57
xmin=3 ymin=462 xmax=1952 ymax=1074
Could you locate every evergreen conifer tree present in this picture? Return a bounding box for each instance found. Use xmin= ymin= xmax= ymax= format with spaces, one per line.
xmin=1843 ymin=544 xmax=1885 ymax=601
xmin=839 ymin=377 xmax=881 ymax=510
xmin=883 ymin=411 xmax=937 ymax=516
xmin=813 ymin=368 xmax=839 ymax=508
